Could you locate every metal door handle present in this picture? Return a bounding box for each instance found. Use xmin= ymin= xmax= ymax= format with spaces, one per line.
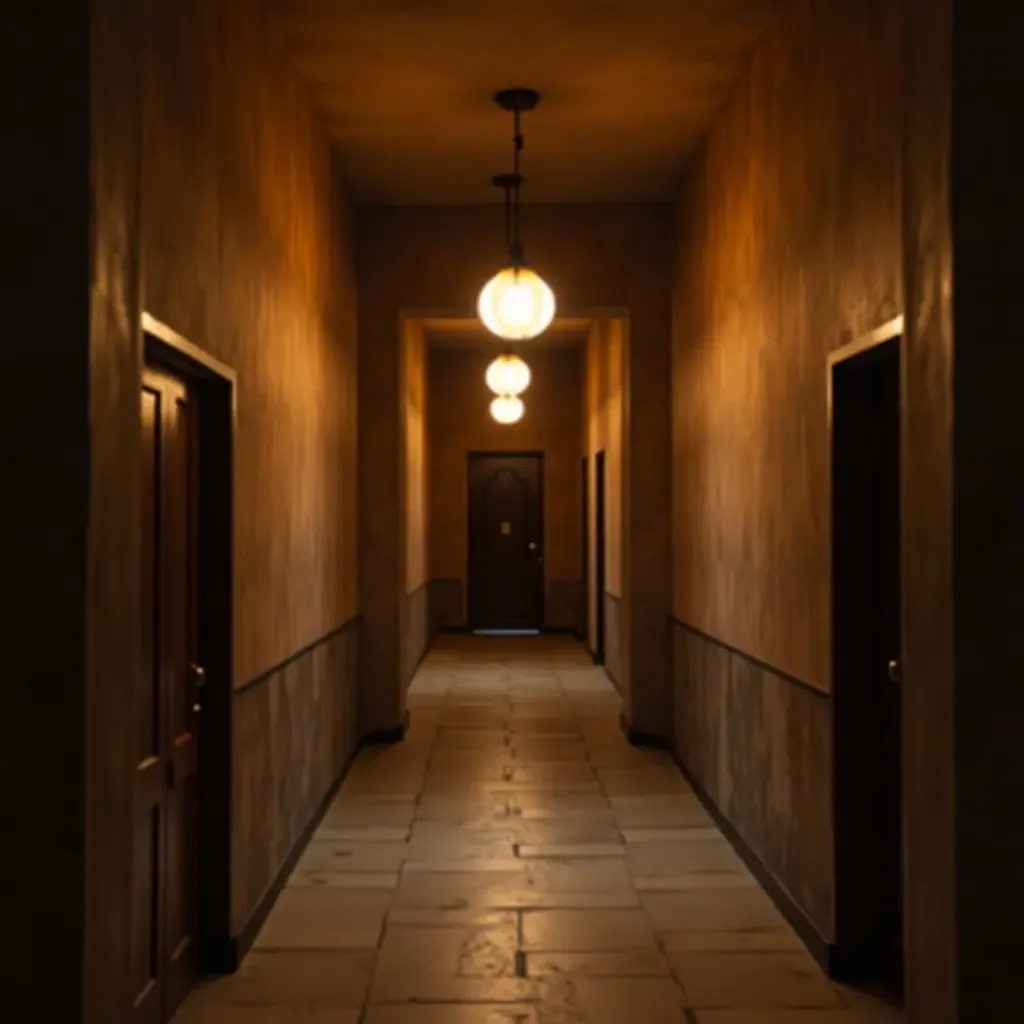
xmin=191 ymin=664 xmax=206 ymax=688
xmin=192 ymin=702 xmax=201 ymax=713
xmin=528 ymin=542 xmax=537 ymax=550
xmin=887 ymin=659 xmax=902 ymax=684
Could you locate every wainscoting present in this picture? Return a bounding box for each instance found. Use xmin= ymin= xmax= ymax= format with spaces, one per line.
xmin=230 ymin=616 xmax=361 ymax=945
xmin=670 ymin=617 xmax=834 ymax=952
xmin=429 ymin=577 xmax=465 ymax=632
xmin=404 ymin=583 xmax=430 ymax=687
xmin=546 ymin=578 xmax=585 ymax=635
xmin=605 ymin=592 xmax=623 ymax=687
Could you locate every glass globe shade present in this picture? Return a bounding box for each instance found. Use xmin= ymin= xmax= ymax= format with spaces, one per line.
xmin=477 ymin=265 xmax=556 ymax=341
xmin=489 ymin=395 xmax=525 ymax=425
xmin=485 ymin=353 xmax=531 ymax=397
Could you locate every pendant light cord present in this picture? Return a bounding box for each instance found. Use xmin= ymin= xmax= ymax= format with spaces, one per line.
xmin=510 ymin=110 xmax=524 ymax=264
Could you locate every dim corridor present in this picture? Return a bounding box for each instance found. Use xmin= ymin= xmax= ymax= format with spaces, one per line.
xmin=174 ymin=636 xmax=900 ymax=1024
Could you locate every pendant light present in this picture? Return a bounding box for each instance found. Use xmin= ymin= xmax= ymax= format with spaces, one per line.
xmin=485 ymin=351 xmax=532 ymax=397
xmin=490 ymin=394 xmax=525 ymax=425
xmin=477 ymin=89 xmax=556 ymax=341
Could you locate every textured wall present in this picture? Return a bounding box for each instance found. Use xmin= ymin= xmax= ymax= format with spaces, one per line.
xmin=584 ymin=319 xmax=625 ymax=651
xmin=428 ymin=344 xmax=584 ymax=629
xmin=671 ymin=0 xmax=903 ymax=939
xmin=77 ymin=0 xmax=361 ymax=1015
xmin=401 ymin=320 xmax=430 ymax=684
xmin=358 ymin=204 xmax=672 ymax=735
xmin=141 ymin=0 xmax=360 ymax=932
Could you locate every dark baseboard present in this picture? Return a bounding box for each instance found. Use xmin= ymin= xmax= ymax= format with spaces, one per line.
xmin=671 ymin=748 xmax=832 ymax=972
xmin=232 ymin=737 xmax=364 ymax=967
xmin=437 ymin=625 xmax=472 ymax=634
xmin=619 ymin=711 xmax=672 ymax=750
xmin=364 ymin=709 xmax=411 ymax=745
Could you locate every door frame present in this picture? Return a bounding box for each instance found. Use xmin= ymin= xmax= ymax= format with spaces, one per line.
xmin=827 ymin=314 xmax=904 ymax=987
xmin=466 ymin=450 xmax=546 ymax=631
xmin=580 ymin=455 xmax=588 ymax=643
xmin=142 ymin=313 xmax=236 ymax=974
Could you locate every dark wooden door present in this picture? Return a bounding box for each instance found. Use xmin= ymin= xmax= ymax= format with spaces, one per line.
xmin=832 ymin=338 xmax=903 ymax=998
xmin=594 ymin=451 xmax=606 ymax=663
xmin=133 ymin=366 xmax=200 ymax=1023
xmin=468 ymin=453 xmax=544 ymax=630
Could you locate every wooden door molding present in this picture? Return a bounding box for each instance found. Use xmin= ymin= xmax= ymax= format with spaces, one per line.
xmin=142 ymin=315 xmax=235 ymax=984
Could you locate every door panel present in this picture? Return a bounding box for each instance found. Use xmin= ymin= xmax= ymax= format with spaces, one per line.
xmin=161 ymin=380 xmax=199 ymax=1018
xmin=131 ymin=385 xmax=163 ymax=1023
xmin=468 ymin=454 xmax=544 ymax=629
xmin=133 ymin=367 xmax=200 ymax=1023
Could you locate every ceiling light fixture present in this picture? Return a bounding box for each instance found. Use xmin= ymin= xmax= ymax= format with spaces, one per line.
xmin=485 ymin=352 xmax=532 ymax=397
xmin=477 ymin=89 xmax=556 ymax=342
xmin=490 ymin=394 xmax=525 ymax=425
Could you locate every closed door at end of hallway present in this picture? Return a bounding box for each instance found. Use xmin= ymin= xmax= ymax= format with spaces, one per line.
xmin=132 ymin=366 xmax=201 ymax=1023
xmin=468 ymin=452 xmax=545 ymax=630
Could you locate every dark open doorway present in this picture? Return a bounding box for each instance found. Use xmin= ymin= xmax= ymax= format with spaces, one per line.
xmin=581 ymin=455 xmax=589 ymax=641
xmin=467 ymin=451 xmax=545 ymax=631
xmin=830 ymin=329 xmax=903 ymax=1002
xmin=593 ymin=450 xmax=607 ymax=664
xmin=139 ymin=317 xmax=235 ymax=1016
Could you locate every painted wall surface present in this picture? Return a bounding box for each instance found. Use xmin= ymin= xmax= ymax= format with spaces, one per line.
xmin=358 ymin=204 xmax=672 ymax=735
xmin=404 ymin=320 xmax=429 ymax=593
xmin=671 ymin=0 xmax=903 ymax=939
xmin=401 ymin=318 xmax=430 ymax=683
xmin=428 ymin=344 xmax=584 ymax=628
xmin=81 ymin=0 xmax=361 ymax=1015
xmin=584 ymin=319 xmax=624 ymax=655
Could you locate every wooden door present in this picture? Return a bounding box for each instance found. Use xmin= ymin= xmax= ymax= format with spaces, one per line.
xmin=132 ymin=366 xmax=200 ymax=1022
xmin=467 ymin=453 xmax=544 ymax=630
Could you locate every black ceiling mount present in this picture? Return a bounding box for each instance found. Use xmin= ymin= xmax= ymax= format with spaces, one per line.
xmin=494 ymin=88 xmax=541 ymax=113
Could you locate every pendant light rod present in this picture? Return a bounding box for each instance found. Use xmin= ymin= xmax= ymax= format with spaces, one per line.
xmin=493 ymin=89 xmax=541 ymax=266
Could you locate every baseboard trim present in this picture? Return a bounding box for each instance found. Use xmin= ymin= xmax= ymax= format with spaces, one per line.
xmin=671 ymin=748 xmax=832 ymax=972
xmin=364 ymin=709 xmax=411 ymax=746
xmin=232 ymin=736 xmax=364 ymax=966
xmin=619 ymin=711 xmax=672 ymax=749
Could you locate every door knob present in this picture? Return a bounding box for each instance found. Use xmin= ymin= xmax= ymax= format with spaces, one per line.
xmin=528 ymin=542 xmax=537 ymax=550
xmin=193 ymin=702 xmax=201 ymax=713
xmin=887 ymin=659 xmax=902 ymax=684
xmin=191 ymin=664 xmax=206 ymax=688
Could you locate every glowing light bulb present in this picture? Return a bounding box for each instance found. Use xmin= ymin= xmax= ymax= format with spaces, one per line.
xmin=477 ymin=266 xmax=556 ymax=341
xmin=485 ymin=353 xmax=531 ymax=397
xmin=489 ymin=394 xmax=525 ymax=425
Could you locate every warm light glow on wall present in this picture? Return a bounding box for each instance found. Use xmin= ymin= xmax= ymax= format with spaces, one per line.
xmin=489 ymin=394 xmax=525 ymax=424
xmin=477 ymin=266 xmax=556 ymax=341
xmin=485 ymin=353 xmax=532 ymax=396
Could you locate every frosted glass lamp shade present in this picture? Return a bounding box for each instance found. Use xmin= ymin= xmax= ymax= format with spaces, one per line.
xmin=489 ymin=395 xmax=525 ymax=424
xmin=477 ymin=265 xmax=556 ymax=341
xmin=485 ymin=353 xmax=531 ymax=396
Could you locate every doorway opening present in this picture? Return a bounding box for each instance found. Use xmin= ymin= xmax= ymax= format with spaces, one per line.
xmin=830 ymin=331 xmax=903 ymax=1003
xmin=593 ymin=450 xmax=607 ymax=664
xmin=581 ymin=455 xmax=588 ymax=642
xmin=133 ymin=318 xmax=234 ymax=1023
xmin=467 ymin=451 xmax=545 ymax=631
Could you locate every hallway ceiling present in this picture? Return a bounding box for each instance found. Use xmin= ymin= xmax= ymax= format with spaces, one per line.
xmin=270 ymin=0 xmax=780 ymax=203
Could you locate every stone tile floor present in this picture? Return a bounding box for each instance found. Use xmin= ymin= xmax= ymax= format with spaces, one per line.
xmin=174 ymin=635 xmax=903 ymax=1024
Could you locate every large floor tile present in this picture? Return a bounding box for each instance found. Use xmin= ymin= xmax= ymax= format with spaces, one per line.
xmin=521 ymin=909 xmax=658 ymax=950
xmin=253 ymin=888 xmax=390 ymax=949
xmin=669 ymin=951 xmax=843 ymax=1009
